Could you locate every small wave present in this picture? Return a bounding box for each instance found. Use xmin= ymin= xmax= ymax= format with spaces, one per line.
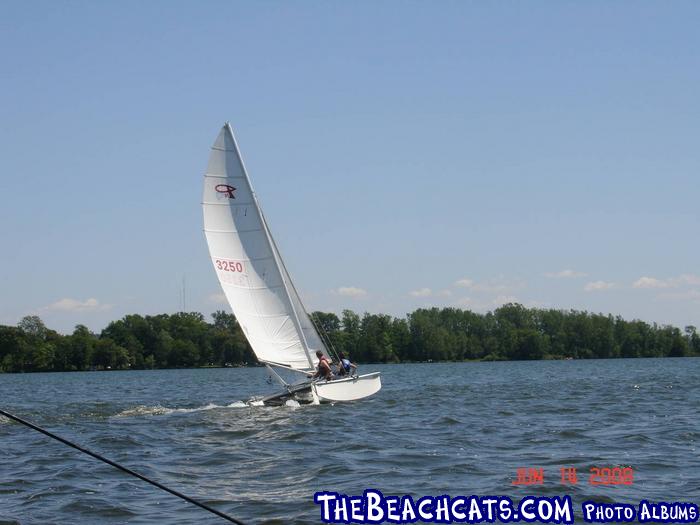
xmin=244 ymin=398 xmax=305 ymax=409
xmin=113 ymin=405 xmax=173 ymax=417
xmin=169 ymin=402 xmax=220 ymax=413
xmin=113 ymin=403 xmax=220 ymax=417
xmin=114 ymin=400 xmax=268 ymax=418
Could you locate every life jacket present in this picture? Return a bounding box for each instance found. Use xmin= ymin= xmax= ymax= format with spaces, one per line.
xmin=317 ymin=355 xmax=331 ymax=376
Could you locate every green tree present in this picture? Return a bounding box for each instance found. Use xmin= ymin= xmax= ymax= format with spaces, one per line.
xmin=92 ymin=338 xmax=129 ymax=369
xmin=67 ymin=325 xmax=96 ymax=370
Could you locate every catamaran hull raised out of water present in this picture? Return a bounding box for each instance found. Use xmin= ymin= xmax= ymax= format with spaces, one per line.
xmin=260 ymin=373 xmax=382 ymax=406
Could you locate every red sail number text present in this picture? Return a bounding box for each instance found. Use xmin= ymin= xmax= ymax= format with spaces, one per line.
xmin=214 ymin=259 xmax=244 ymax=273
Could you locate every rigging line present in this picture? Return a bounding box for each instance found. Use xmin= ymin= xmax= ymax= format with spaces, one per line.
xmin=0 ymin=408 xmax=247 ymax=525
xmin=307 ymin=312 xmax=342 ymax=363
xmin=262 ymin=219 xmax=341 ymax=365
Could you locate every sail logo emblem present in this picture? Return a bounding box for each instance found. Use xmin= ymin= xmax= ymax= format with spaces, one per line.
xmin=215 ymin=184 xmax=236 ymax=199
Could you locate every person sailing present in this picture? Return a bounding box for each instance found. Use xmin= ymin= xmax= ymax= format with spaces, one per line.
xmin=310 ymin=350 xmax=333 ymax=380
xmin=336 ymin=352 xmax=357 ymax=377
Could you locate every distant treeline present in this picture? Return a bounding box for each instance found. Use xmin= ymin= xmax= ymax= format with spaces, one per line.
xmin=1 ymin=305 xmax=699 ymax=373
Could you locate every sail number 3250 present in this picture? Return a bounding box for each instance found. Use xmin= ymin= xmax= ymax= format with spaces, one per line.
xmin=214 ymin=259 xmax=244 ymax=273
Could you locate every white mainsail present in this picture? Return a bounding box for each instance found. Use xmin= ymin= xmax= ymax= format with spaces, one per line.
xmin=202 ymin=124 xmax=327 ymax=371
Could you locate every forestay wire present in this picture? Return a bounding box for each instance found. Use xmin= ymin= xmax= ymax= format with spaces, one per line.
xmin=261 ymin=209 xmax=341 ymax=365
xmin=0 ymin=408 xmax=247 ymax=525
xmin=307 ymin=312 xmax=342 ymax=363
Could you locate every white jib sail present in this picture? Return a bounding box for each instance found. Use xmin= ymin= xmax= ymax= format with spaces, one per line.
xmin=202 ymin=124 xmax=327 ymax=372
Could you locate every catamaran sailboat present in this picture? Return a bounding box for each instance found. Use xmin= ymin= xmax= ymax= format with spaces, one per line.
xmin=202 ymin=123 xmax=382 ymax=405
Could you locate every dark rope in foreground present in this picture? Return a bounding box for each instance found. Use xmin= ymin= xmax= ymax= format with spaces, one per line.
xmin=0 ymin=408 xmax=247 ymax=525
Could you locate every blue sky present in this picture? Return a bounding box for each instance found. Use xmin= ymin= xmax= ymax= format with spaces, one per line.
xmin=1 ymin=1 xmax=698 ymax=333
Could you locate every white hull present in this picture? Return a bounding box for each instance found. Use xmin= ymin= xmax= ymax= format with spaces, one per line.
xmin=313 ymin=372 xmax=382 ymax=402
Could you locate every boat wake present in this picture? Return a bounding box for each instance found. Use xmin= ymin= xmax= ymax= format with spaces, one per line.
xmin=113 ymin=399 xmax=300 ymax=418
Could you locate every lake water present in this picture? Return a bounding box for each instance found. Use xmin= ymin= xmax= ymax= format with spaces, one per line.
xmin=1 ymin=359 xmax=698 ymax=524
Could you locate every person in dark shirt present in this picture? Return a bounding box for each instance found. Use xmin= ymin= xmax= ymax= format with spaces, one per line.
xmin=310 ymin=350 xmax=333 ymax=380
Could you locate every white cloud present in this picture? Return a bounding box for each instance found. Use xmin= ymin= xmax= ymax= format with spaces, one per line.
xmin=208 ymin=293 xmax=227 ymax=304
xmin=544 ymin=269 xmax=587 ymax=279
xmin=454 ymin=278 xmax=474 ymax=288
xmin=632 ymin=274 xmax=700 ymax=289
xmin=584 ymin=281 xmax=616 ymax=292
xmin=679 ymin=274 xmax=700 ymax=286
xmin=633 ymin=276 xmax=670 ymax=289
xmin=409 ymin=288 xmax=432 ymax=297
xmin=453 ymin=277 xmax=523 ymax=293
xmin=436 ymin=289 xmax=453 ymax=297
xmin=334 ymin=286 xmax=367 ymax=298
xmin=42 ymin=298 xmax=110 ymax=312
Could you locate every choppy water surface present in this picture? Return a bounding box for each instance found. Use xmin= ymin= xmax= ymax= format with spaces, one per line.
xmin=1 ymin=359 xmax=698 ymax=524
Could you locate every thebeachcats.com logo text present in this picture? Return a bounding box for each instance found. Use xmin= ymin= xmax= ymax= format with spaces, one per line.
xmin=314 ymin=490 xmax=699 ymax=524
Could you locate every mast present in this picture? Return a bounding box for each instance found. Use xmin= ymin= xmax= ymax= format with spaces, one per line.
xmin=224 ymin=124 xmax=315 ymax=370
